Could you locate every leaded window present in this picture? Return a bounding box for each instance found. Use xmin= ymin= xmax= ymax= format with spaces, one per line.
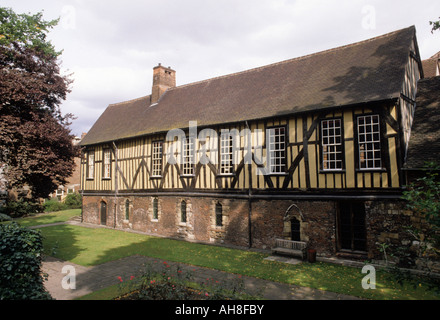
xmin=87 ymin=151 xmax=95 ymax=179
xmin=152 ymin=141 xmax=163 ymax=177
xmin=182 ymin=137 xmax=195 ymax=176
xmin=215 ymin=202 xmax=223 ymax=227
xmin=103 ymin=149 xmax=111 ymax=179
xmin=358 ymin=115 xmax=382 ymax=170
xmin=267 ymin=127 xmax=286 ymax=174
xmin=153 ymin=198 xmax=158 ymax=220
xmin=181 ymin=200 xmax=187 ymax=223
xmin=321 ymin=119 xmax=343 ymax=170
xmin=220 ymin=133 xmax=233 ymax=175
xmin=125 ymin=199 xmax=130 ymax=220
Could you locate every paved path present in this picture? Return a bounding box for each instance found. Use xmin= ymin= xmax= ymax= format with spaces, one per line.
xmin=42 ymin=255 xmax=361 ymax=300
xmin=37 ymin=220 xmax=361 ymax=300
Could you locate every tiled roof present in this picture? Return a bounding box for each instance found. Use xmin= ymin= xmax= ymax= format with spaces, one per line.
xmin=405 ymin=76 xmax=440 ymax=169
xmin=422 ymin=58 xmax=438 ymax=78
xmin=81 ymin=26 xmax=417 ymax=146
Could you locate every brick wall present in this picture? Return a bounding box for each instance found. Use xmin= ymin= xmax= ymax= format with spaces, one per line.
xmin=82 ymin=195 xmax=336 ymax=253
xmin=82 ymin=194 xmax=438 ymax=270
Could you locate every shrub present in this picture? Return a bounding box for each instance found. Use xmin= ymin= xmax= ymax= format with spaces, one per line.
xmin=43 ymin=198 xmax=67 ymax=212
xmin=64 ymin=192 xmax=82 ymax=209
xmin=43 ymin=193 xmax=82 ymax=212
xmin=0 ymin=213 xmax=12 ymax=222
xmin=0 ymin=222 xmax=52 ymax=299
xmin=0 ymin=199 xmax=42 ymax=218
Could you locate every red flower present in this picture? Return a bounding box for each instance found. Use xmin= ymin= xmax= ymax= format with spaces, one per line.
xmin=130 ymin=276 xmax=135 ymax=280
xmin=117 ymin=276 xmax=123 ymax=282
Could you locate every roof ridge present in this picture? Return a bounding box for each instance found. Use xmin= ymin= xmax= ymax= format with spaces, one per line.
xmin=169 ymin=26 xmax=415 ymax=91
xmin=109 ymin=95 xmax=150 ymax=107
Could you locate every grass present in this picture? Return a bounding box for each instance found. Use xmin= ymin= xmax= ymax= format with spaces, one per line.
xmin=34 ymin=221 xmax=440 ymax=300
xmin=14 ymin=209 xmax=81 ymax=227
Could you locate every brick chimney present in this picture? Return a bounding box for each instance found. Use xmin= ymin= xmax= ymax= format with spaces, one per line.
xmin=151 ymin=63 xmax=176 ymax=104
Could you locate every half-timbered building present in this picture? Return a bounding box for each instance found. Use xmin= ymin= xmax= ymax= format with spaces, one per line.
xmin=80 ymin=26 xmax=425 ymax=260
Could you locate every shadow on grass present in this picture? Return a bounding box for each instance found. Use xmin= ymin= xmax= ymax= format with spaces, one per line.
xmin=39 ymin=224 xmax=440 ymax=300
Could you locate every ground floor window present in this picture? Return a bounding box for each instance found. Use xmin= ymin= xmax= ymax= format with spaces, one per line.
xmin=215 ymin=202 xmax=223 ymax=227
xmin=125 ymin=199 xmax=130 ymax=220
xmin=181 ymin=200 xmax=187 ymax=223
xmin=153 ymin=198 xmax=159 ymax=220
xmin=337 ymin=201 xmax=366 ymax=252
xmin=100 ymin=201 xmax=107 ymax=225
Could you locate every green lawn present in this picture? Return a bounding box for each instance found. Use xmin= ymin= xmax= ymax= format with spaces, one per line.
xmin=14 ymin=209 xmax=81 ymax=227
xmin=35 ymin=222 xmax=440 ymax=300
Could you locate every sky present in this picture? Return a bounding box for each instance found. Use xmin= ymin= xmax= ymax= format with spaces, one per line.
xmin=2 ymin=0 xmax=440 ymax=137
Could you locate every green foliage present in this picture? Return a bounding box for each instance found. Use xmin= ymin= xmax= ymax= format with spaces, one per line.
xmin=0 ymin=199 xmax=42 ymax=218
xmin=64 ymin=192 xmax=82 ymax=209
xmin=402 ymin=162 xmax=440 ymax=231
xmin=0 ymin=7 xmax=60 ymax=57
xmin=0 ymin=212 xmax=12 ymax=221
xmin=0 ymin=7 xmax=77 ymax=200
xmin=430 ymin=17 xmax=440 ymax=33
xmin=0 ymin=222 xmax=52 ymax=299
xmin=43 ymin=199 xmax=67 ymax=212
xmin=43 ymin=193 xmax=82 ymax=212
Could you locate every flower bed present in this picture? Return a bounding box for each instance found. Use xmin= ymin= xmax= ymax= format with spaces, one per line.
xmin=115 ymin=261 xmax=255 ymax=300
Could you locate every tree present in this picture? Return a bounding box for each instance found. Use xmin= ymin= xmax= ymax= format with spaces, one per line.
xmin=0 ymin=7 xmax=77 ymax=201
xmin=429 ymin=17 xmax=440 ymax=33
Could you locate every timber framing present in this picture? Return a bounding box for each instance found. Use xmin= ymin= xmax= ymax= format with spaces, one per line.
xmin=80 ymin=99 xmax=410 ymax=195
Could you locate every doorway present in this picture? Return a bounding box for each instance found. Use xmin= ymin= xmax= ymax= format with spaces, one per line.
xmin=337 ymin=201 xmax=367 ymax=252
xmin=290 ymin=217 xmax=301 ymax=241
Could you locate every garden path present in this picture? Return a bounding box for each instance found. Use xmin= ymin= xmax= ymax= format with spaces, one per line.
xmin=42 ymin=254 xmax=361 ymax=300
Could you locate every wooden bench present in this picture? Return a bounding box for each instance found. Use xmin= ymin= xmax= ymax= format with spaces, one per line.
xmin=271 ymin=239 xmax=308 ymax=260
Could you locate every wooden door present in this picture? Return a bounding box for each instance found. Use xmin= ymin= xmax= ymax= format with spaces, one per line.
xmin=338 ymin=202 xmax=366 ymax=252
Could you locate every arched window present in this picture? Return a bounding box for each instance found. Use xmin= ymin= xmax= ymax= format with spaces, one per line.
xmin=181 ymin=200 xmax=187 ymax=223
xmin=215 ymin=202 xmax=223 ymax=227
xmin=100 ymin=201 xmax=107 ymax=225
xmin=125 ymin=199 xmax=130 ymax=220
xmin=153 ymin=198 xmax=158 ymax=220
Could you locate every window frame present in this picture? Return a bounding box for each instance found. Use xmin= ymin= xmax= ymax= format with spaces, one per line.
xmin=267 ymin=126 xmax=287 ymax=175
xmin=152 ymin=197 xmax=159 ymax=221
xmin=102 ymin=148 xmax=112 ymax=179
xmin=320 ymin=118 xmax=345 ymax=172
xmin=219 ymin=131 xmax=234 ymax=176
xmin=180 ymin=200 xmax=187 ymax=223
xmin=215 ymin=202 xmax=223 ymax=227
xmin=181 ymin=136 xmax=195 ymax=176
xmin=356 ymin=114 xmax=383 ymax=171
xmin=86 ymin=150 xmax=95 ymax=180
xmin=125 ymin=199 xmax=130 ymax=220
xmin=151 ymin=140 xmax=164 ymax=178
